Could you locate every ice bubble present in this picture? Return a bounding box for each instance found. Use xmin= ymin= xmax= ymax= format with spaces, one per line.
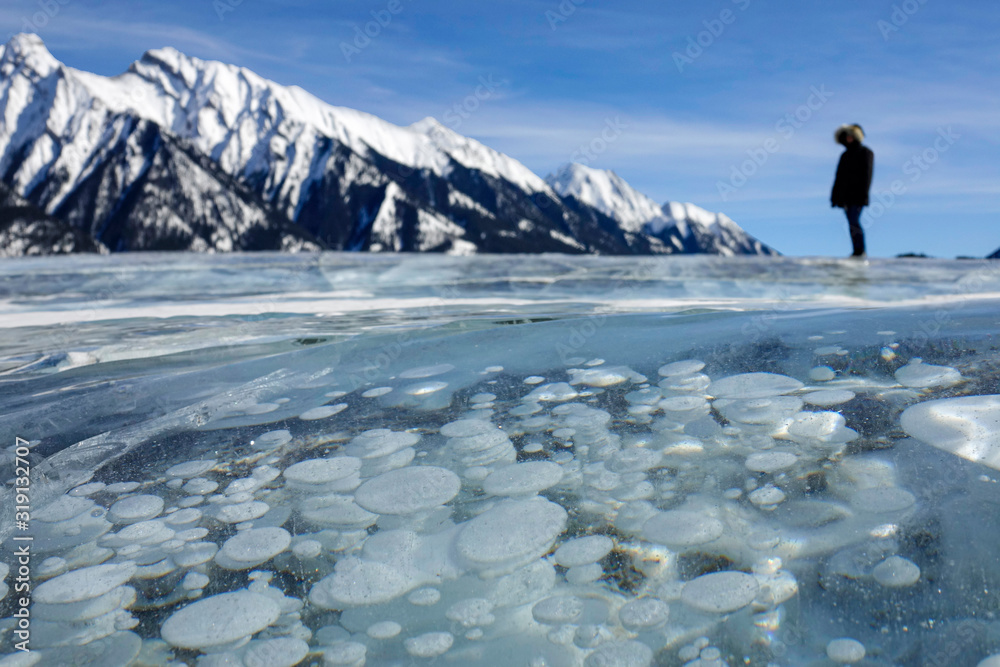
xmin=643 ymin=511 xmax=724 ymax=549
xmin=409 ymin=587 xmax=441 ymax=606
xmin=107 ymin=495 xmax=164 ymax=524
xmin=322 ymin=641 xmax=367 ymax=666
xmin=482 ymin=462 xmax=564 ymax=496
xmin=472 ymin=393 xmax=497 ymax=403
xmin=440 ymin=419 xmax=498 ymax=438
xmin=354 ymin=466 xmax=460 ymax=514
xmin=174 ymin=542 xmax=219 ymax=567
xmin=34 ymin=563 xmax=137 ymax=604
xmin=583 ymin=640 xmax=653 ymax=667
xmin=716 ymin=396 xmax=803 ymax=425
xmin=362 ymin=387 xmax=393 ymax=398
xmin=69 ymin=482 xmax=106 ymax=497
xmin=618 ymin=597 xmax=669 ymax=631
xmin=300 ymin=495 xmax=377 ymax=529
xmin=183 ymin=478 xmax=218 ymax=495
xmin=895 ymin=358 xmax=963 ymax=388
xmin=253 ymin=429 xmax=292 ymax=449
xmin=901 ymin=395 xmax=1000 ymax=470
xmin=182 ymin=572 xmax=209 ymax=591
xmin=658 ymin=373 xmax=711 ymax=394
xmin=404 ymin=631 xmax=454 ymax=658
xmin=749 ymin=484 xmax=786 ymax=508
xmin=568 ymin=366 xmax=640 ymax=387
xmin=456 ymin=498 xmax=567 ymax=576
xmin=524 ymin=376 xmax=545 ymax=384
xmin=213 ymin=501 xmax=270 ymax=524
xmin=215 ymin=527 xmax=292 ymax=570
xmin=160 ymin=591 xmax=280 ymax=649
xmin=34 ymin=495 xmax=96 ymax=523
xmin=745 ymin=451 xmax=797 ymax=474
xmin=809 ymin=366 xmax=836 ymax=382
xmin=978 ymin=656 xmax=1000 ymax=667
xmin=367 ymin=620 xmax=402 ymax=639
xmin=680 ymin=571 xmax=760 ymax=613
xmin=37 ymin=631 xmax=142 ymax=667
xmin=659 ymin=360 xmax=706 ymax=377
xmin=403 ymin=380 xmax=448 ymax=395
xmin=166 ymin=460 xmax=217 ymax=479
xmin=532 ymin=595 xmax=584 ymax=624
xmin=709 ymin=373 xmax=804 ymax=399
xmin=608 ymin=448 xmax=661 ymax=473
xmin=803 ymin=390 xmax=856 ymax=407
xmin=33 ymin=584 xmax=135 ymax=622
xmin=555 ymin=535 xmax=614 ymax=567
xmin=105 ymin=482 xmax=140 ymax=494
xmin=826 ymin=637 xmax=866 ymax=663
xmin=446 ymin=598 xmax=495 ymax=627
xmin=659 ymin=396 xmax=710 ymax=421
xmin=163 ymin=508 xmax=202 ymax=527
xmin=400 ymin=363 xmax=455 ymax=379
xmin=299 ymin=404 xmax=348 ymax=420
xmin=567 ymin=563 xmax=604 ymax=584
xmin=283 ymin=457 xmax=361 ymax=491
xmin=850 ymin=487 xmax=915 ymax=513
xmin=242 ymin=638 xmax=309 ymax=667
xmin=786 ymin=411 xmax=858 ymax=444
xmin=872 ymin=555 xmax=920 ymax=587
xmin=525 ymin=382 xmax=579 ymax=402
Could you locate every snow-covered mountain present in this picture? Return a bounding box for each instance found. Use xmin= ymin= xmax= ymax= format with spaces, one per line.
xmin=0 ymin=34 xmax=776 ymax=256
xmin=546 ymin=163 xmax=776 ymax=256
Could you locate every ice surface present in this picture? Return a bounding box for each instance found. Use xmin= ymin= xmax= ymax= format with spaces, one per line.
xmin=5 ymin=253 xmax=1000 ymax=665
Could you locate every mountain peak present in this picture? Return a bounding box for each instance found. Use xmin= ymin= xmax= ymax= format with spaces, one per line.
xmin=2 ymin=33 xmax=59 ymax=75
xmin=547 ymin=162 xmax=664 ymax=233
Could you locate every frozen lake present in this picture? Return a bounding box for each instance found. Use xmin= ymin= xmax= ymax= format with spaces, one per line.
xmin=2 ymin=253 xmax=1000 ymax=666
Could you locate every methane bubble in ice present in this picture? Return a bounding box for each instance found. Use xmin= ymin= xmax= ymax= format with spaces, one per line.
xmin=160 ymin=591 xmax=280 ymax=649
xmin=681 ymin=571 xmax=760 ymax=613
xmin=253 ymin=429 xmax=292 ymax=449
xmin=659 ymin=360 xmax=706 ymax=377
xmin=555 ymin=535 xmax=614 ymax=567
xmin=745 ymin=451 xmax=798 ymax=474
xmin=482 ymin=462 xmax=563 ymax=496
xmin=299 ymin=403 xmax=348 ymax=420
xmin=900 ymin=395 xmax=1000 ymax=470
xmin=643 ymin=511 xmax=724 ymax=549
xmin=583 ymin=640 xmax=654 ymax=667
xmin=532 ymin=595 xmax=584 ymax=624
xmin=709 ymin=373 xmax=803 ymax=399
xmin=872 ymin=555 xmax=920 ymax=587
xmin=367 ymin=621 xmax=402 ymax=639
xmin=618 ymin=597 xmax=670 ymax=631
xmin=404 ymin=631 xmax=454 ymax=658
xmin=809 ymin=366 xmax=837 ymax=381
xmin=804 ymin=390 xmax=856 ymax=407
xmin=107 ymin=495 xmax=163 ymax=524
xmin=215 ymin=527 xmax=291 ymax=570
xmin=400 ymin=363 xmax=454 ymax=378
xmin=827 ymin=638 xmax=866 ymax=663
xmin=895 ymin=358 xmax=963 ymax=388
xmin=166 ymin=460 xmax=216 ymax=479
xmin=34 ymin=563 xmax=137 ymax=604
xmin=353 ymin=466 xmax=460 ymax=514
xmin=456 ymin=497 xmax=567 ymax=576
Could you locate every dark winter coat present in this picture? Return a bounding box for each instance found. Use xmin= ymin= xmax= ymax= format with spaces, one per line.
xmin=831 ymin=143 xmax=874 ymax=208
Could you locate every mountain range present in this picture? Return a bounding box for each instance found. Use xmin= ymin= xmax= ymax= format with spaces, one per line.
xmin=0 ymin=34 xmax=776 ymax=257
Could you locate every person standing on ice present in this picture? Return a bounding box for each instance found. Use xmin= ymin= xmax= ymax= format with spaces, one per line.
xmin=830 ymin=124 xmax=874 ymax=258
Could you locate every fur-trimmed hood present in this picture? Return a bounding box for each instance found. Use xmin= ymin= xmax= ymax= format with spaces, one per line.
xmin=835 ymin=124 xmax=865 ymax=144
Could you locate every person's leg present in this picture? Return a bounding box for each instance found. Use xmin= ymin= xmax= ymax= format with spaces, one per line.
xmin=845 ymin=205 xmax=866 ymax=256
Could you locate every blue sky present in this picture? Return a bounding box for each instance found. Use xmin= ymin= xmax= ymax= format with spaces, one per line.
xmin=3 ymin=0 xmax=999 ymax=257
